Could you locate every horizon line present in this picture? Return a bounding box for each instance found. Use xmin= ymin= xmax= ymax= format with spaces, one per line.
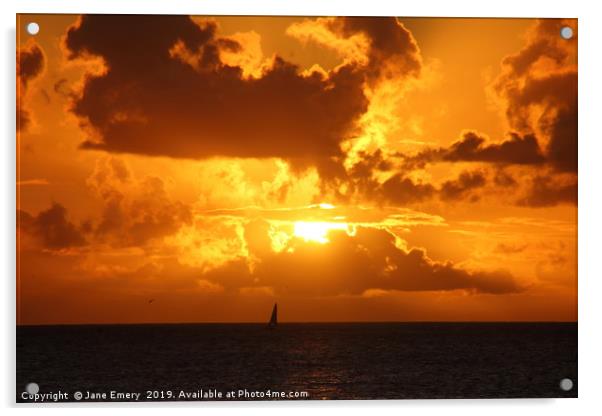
xmin=16 ymin=320 xmax=578 ymax=327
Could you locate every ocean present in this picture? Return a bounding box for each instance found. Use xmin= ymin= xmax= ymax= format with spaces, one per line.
xmin=16 ymin=322 xmax=577 ymax=402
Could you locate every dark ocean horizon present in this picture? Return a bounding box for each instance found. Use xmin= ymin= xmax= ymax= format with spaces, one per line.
xmin=17 ymin=322 xmax=577 ymax=402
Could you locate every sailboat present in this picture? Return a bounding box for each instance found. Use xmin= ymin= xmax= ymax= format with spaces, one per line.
xmin=267 ymin=303 xmax=277 ymax=329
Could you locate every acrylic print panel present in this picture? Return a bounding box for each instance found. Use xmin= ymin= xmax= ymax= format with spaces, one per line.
xmin=16 ymin=14 xmax=577 ymax=402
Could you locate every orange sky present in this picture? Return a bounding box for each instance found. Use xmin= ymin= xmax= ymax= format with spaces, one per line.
xmin=17 ymin=15 xmax=577 ymax=324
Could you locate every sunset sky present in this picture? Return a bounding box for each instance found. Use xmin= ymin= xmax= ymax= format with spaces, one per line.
xmin=17 ymin=15 xmax=577 ymax=324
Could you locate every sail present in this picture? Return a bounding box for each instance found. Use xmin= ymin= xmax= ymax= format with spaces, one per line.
xmin=268 ymin=303 xmax=277 ymax=327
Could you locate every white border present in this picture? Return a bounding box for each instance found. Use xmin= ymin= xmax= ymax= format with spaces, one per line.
xmin=3 ymin=0 xmax=602 ymax=415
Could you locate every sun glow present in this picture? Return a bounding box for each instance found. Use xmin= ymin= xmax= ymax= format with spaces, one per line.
xmin=293 ymin=221 xmax=350 ymax=244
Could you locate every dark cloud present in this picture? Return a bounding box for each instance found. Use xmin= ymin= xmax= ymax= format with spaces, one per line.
xmin=204 ymin=225 xmax=522 ymax=296
xmin=403 ymin=131 xmax=546 ymax=170
xmin=518 ymin=175 xmax=577 ymax=207
xmin=331 ymin=150 xmax=489 ymax=206
xmin=63 ymin=15 xmax=420 ymax=174
xmin=515 ymin=71 xmax=577 ymax=172
xmin=323 ymin=149 xmax=435 ymax=205
xmin=380 ymin=175 xmax=436 ymax=205
xmin=348 ymin=149 xmax=393 ymax=178
xmin=331 ymin=150 xmax=421 ymax=204
xmin=18 ymin=43 xmax=44 ymax=84
xmin=17 ymin=42 xmax=45 ymax=131
xmin=86 ymin=157 xmax=192 ymax=246
xmin=493 ymin=19 xmax=577 ymax=173
xmin=18 ymin=157 xmax=194 ymax=251
xmin=487 ymin=21 xmax=579 ymax=208
xmin=501 ymin=21 xmax=570 ymax=77
xmin=18 ymin=203 xmax=86 ymax=249
xmin=387 ymin=19 xmax=578 ymax=208
xmin=288 ymin=16 xmax=422 ymax=84
xmin=440 ymin=170 xmax=487 ymax=202
xmin=493 ymin=169 xmax=517 ymax=187
xmin=63 ymin=15 xmax=434 ymax=204
xmin=65 ymin=15 xmax=366 ymax=172
xmin=336 ymin=17 xmax=422 ymax=82
xmin=443 ymin=132 xmax=544 ymax=165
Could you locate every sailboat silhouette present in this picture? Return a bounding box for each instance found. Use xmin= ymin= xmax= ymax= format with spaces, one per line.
xmin=267 ymin=303 xmax=277 ymax=329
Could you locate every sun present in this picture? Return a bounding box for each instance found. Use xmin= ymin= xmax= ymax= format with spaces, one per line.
xmin=293 ymin=221 xmax=350 ymax=244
